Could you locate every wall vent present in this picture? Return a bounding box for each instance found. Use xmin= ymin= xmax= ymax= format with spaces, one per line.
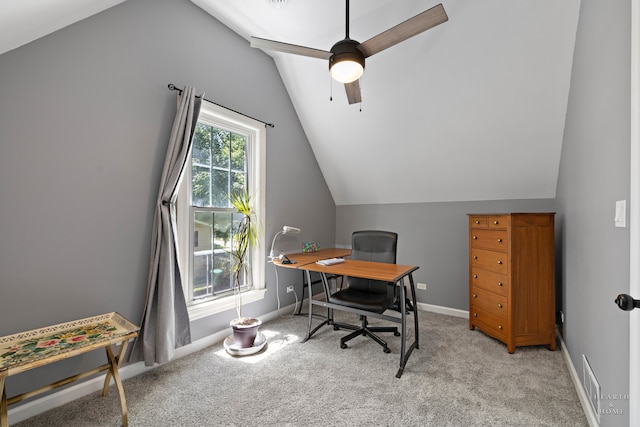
xmin=582 ymin=354 xmax=601 ymax=423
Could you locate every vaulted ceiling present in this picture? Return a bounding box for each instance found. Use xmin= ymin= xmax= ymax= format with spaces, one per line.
xmin=1 ymin=0 xmax=582 ymax=205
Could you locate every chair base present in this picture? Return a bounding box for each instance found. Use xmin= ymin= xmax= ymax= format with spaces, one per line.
xmin=333 ymin=317 xmax=400 ymax=353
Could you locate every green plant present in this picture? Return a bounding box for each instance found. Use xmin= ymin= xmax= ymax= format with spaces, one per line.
xmin=227 ymin=189 xmax=258 ymax=320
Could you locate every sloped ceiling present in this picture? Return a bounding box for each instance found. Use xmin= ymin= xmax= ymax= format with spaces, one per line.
xmin=0 ymin=0 xmax=127 ymax=55
xmin=1 ymin=0 xmax=581 ymax=205
xmin=192 ymin=0 xmax=581 ymax=205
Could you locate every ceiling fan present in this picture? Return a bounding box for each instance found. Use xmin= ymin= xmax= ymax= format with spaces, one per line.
xmin=250 ymin=1 xmax=448 ymax=104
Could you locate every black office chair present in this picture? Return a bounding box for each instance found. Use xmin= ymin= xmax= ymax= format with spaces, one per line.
xmin=329 ymin=230 xmax=400 ymax=353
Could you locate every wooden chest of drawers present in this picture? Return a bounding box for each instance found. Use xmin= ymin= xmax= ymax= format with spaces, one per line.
xmin=468 ymin=213 xmax=556 ymax=353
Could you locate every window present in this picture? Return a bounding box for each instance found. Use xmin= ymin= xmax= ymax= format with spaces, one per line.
xmin=177 ymin=101 xmax=266 ymax=321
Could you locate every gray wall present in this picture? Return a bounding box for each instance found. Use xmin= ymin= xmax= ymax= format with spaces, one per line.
xmin=1 ymin=0 xmax=634 ymax=423
xmin=0 ymin=0 xmax=335 ymax=399
xmin=337 ymin=199 xmax=556 ymax=311
xmin=556 ymin=0 xmax=631 ymax=425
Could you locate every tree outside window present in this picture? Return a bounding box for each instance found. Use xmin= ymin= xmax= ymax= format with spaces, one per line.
xmin=191 ymin=123 xmax=248 ymax=301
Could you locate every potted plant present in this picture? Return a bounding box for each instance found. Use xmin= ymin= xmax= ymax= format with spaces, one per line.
xmin=227 ymin=189 xmax=262 ymax=348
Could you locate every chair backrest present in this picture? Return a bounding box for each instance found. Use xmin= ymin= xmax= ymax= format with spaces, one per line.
xmin=347 ymin=230 xmax=398 ymax=296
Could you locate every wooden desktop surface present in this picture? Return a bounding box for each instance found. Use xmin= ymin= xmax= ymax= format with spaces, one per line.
xmin=272 ymin=248 xmax=351 ymax=269
xmin=301 ymin=259 xmax=418 ymax=283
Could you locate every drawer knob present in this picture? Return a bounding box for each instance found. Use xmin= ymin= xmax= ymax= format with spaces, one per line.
xmin=497 ymin=260 xmax=502 ymax=265
xmin=473 ymin=313 xmax=478 ymax=317
xmin=497 ymin=303 xmax=502 ymax=308
xmin=498 ymin=325 xmax=503 ymax=330
xmin=494 ymin=220 xmax=499 ymax=225
xmin=497 ymin=238 xmax=502 ymax=242
xmin=473 ymin=274 xmax=478 ymax=279
xmin=473 ymin=255 xmax=478 ymax=260
xmin=475 ymin=220 xmax=480 ymax=224
xmin=497 ymin=282 xmax=503 ymax=287
xmin=473 ymin=294 xmax=477 ymax=298
xmin=473 ymin=236 xmax=477 ymax=240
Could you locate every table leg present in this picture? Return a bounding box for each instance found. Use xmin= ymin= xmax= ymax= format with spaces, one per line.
xmin=409 ymin=274 xmax=420 ymax=349
xmin=396 ymin=281 xmax=407 ymax=378
xmin=395 ymin=274 xmax=420 ymax=378
xmin=103 ymin=341 xmax=131 ymax=426
xmin=302 ymin=270 xmax=333 ymax=342
xmin=295 ymin=271 xmax=306 ymax=315
xmin=1 ymin=376 xmax=7 ymax=427
xmin=303 ymin=270 xmax=314 ymax=342
xmin=320 ymin=272 xmax=334 ymax=323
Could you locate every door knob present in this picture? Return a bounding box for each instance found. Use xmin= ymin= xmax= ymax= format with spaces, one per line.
xmin=614 ymin=293 xmax=640 ymax=311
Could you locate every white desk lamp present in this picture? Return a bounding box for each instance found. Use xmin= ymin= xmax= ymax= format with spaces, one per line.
xmin=269 ymin=226 xmax=301 ymax=259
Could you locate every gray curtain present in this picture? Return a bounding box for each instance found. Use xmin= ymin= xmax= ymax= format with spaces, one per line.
xmin=131 ymin=85 xmax=202 ymax=366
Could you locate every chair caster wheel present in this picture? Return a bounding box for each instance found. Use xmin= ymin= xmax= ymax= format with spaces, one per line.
xmin=383 ymin=347 xmax=391 ymax=354
xmin=394 ymin=331 xmax=400 ymax=337
xmin=340 ymin=343 xmax=347 ymax=349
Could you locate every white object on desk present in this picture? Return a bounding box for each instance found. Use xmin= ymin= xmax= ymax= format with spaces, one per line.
xmin=316 ymin=258 xmax=345 ymax=266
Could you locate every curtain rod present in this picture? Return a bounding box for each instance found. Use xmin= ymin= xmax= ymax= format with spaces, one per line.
xmin=167 ymin=84 xmax=275 ymax=128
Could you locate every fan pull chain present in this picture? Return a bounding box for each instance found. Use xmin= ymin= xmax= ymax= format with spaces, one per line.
xmin=329 ymin=74 xmax=333 ymax=101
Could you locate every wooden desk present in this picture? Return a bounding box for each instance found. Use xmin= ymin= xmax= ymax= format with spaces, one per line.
xmin=300 ymin=259 xmax=420 ymax=378
xmin=0 ymin=313 xmax=139 ymax=427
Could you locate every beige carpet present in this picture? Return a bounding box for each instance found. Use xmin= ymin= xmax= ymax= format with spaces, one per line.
xmin=14 ymin=309 xmax=588 ymax=426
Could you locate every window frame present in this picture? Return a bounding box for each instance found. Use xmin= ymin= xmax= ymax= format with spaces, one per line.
xmin=177 ymin=101 xmax=266 ymax=321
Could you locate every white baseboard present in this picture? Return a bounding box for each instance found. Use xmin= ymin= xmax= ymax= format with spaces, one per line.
xmin=418 ymin=302 xmax=469 ymax=319
xmin=557 ymin=332 xmax=599 ymax=427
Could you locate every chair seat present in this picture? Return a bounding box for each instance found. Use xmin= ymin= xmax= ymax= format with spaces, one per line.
xmin=329 ymin=288 xmax=388 ymax=313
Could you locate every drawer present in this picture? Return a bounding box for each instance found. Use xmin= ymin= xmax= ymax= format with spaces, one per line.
xmin=470 ymin=307 xmax=509 ymax=341
xmin=470 ymin=248 xmax=508 ymax=275
xmin=471 ymin=267 xmax=508 ymax=297
xmin=470 ymin=229 xmax=508 ymax=251
xmin=469 ymin=216 xmax=488 ymax=228
xmin=487 ymin=215 xmax=508 ymax=229
xmin=470 ymin=286 xmax=507 ymax=318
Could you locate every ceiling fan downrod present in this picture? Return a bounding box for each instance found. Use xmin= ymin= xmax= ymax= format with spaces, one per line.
xmin=345 ymin=0 xmax=350 ymax=39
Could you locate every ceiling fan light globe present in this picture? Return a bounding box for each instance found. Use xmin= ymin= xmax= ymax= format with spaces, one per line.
xmin=330 ymin=60 xmax=363 ymax=83
xmin=329 ymin=39 xmax=365 ymax=84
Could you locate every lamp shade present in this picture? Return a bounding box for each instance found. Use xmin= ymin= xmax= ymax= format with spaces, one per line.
xmin=329 ymin=39 xmax=365 ymax=84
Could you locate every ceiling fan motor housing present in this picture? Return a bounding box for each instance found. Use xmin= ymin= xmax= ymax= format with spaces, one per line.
xmin=329 ymin=39 xmax=365 ymax=73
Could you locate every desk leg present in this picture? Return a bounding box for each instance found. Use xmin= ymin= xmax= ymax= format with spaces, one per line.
xmin=303 ymin=270 xmax=314 ymax=342
xmin=295 ymin=271 xmax=305 ymax=315
xmin=397 ymin=282 xmax=407 ymax=378
xmin=320 ymin=272 xmax=334 ymax=323
xmin=1 ymin=376 xmax=7 ymax=427
xmin=396 ymin=274 xmax=420 ymax=379
xmin=103 ymin=341 xmax=131 ymax=427
xmin=409 ymin=274 xmax=419 ymax=349
xmin=302 ymin=270 xmax=332 ymax=343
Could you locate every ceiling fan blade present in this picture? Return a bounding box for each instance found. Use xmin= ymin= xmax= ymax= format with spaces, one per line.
xmin=250 ymin=37 xmax=332 ymax=60
xmin=358 ymin=3 xmax=448 ymax=58
xmin=345 ymin=80 xmax=362 ymax=104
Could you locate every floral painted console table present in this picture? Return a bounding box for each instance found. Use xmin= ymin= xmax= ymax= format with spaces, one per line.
xmin=0 ymin=312 xmax=139 ymax=427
